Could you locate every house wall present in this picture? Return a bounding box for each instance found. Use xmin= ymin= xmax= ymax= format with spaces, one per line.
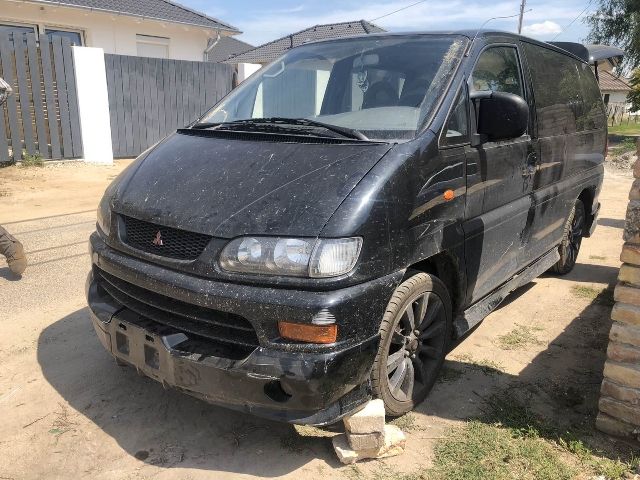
xmin=1 ymin=0 xmax=224 ymax=61
xmin=604 ymin=91 xmax=629 ymax=105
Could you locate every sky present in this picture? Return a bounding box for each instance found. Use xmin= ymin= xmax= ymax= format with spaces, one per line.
xmin=182 ymin=0 xmax=594 ymax=47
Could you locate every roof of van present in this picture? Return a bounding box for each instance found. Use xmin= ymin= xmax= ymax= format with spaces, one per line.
xmin=294 ymin=29 xmax=590 ymax=64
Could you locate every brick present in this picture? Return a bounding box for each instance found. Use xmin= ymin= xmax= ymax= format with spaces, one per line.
xmin=610 ymin=322 xmax=640 ymax=348
xmin=614 ymin=284 xmax=640 ymax=306
xmin=604 ymin=361 xmax=640 ymax=389
xmin=343 ymin=399 xmax=385 ymax=434
xmin=601 ymin=379 xmax=640 ymax=406
xmin=607 ymin=342 xmax=640 ymax=363
xmin=624 ymin=201 xmax=640 ymax=242
xmin=596 ymin=412 xmax=639 ymax=438
xmin=619 ymin=264 xmax=640 ymax=288
xmin=599 ymin=396 xmax=640 ymax=426
xmin=347 ymin=431 xmax=384 ymax=450
xmin=630 ymin=180 xmax=640 ymax=200
xmin=332 ymin=425 xmax=406 ymax=465
xmin=611 ymin=303 xmax=640 ymax=327
xmin=622 ymin=243 xmax=640 ymax=266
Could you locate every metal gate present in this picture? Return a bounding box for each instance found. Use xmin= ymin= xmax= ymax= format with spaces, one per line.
xmin=0 ymin=32 xmax=83 ymax=163
xmin=105 ymin=54 xmax=233 ymax=158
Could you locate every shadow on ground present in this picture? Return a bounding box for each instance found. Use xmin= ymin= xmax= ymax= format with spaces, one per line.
xmin=598 ymin=217 xmax=626 ymax=230
xmin=37 ymin=263 xmax=637 ymax=475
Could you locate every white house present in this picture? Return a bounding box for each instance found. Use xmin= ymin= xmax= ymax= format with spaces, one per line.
xmin=598 ymin=70 xmax=632 ymax=110
xmin=0 ymin=0 xmax=240 ymax=61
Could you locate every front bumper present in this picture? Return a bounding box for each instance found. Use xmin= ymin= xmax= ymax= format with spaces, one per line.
xmin=87 ymin=233 xmax=402 ymax=424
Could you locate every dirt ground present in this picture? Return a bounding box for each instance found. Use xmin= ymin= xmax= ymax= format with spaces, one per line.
xmin=0 ymin=161 xmax=637 ymax=479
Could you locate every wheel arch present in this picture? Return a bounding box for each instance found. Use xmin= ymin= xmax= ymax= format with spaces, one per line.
xmin=578 ymin=186 xmax=596 ymax=237
xmin=405 ymin=251 xmax=464 ymax=314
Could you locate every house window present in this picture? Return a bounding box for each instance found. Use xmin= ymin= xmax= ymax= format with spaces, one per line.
xmin=603 ymin=93 xmax=610 ymax=105
xmin=0 ymin=22 xmax=38 ymax=39
xmin=45 ymin=28 xmax=84 ymax=46
xmin=136 ymin=34 xmax=169 ymax=58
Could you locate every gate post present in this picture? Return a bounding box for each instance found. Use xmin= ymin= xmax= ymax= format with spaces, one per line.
xmin=596 ymin=138 xmax=640 ymax=440
xmin=72 ymin=46 xmax=113 ymax=164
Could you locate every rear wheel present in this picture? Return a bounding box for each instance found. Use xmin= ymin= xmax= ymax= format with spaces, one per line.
xmin=552 ymin=199 xmax=585 ymax=275
xmin=371 ymin=272 xmax=452 ymax=417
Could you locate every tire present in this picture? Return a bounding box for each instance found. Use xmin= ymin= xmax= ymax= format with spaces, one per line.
xmin=552 ymin=199 xmax=586 ymax=275
xmin=371 ymin=272 xmax=452 ymax=417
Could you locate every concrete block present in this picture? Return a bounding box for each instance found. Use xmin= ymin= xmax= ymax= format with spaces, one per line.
xmin=622 ymin=243 xmax=640 ymax=266
xmin=610 ymin=322 xmax=640 ymax=349
xmin=607 ymin=342 xmax=640 ymax=364
xmin=604 ymin=361 xmax=640 ymax=389
xmin=599 ymin=396 xmax=640 ymax=427
xmin=611 ymin=302 xmax=640 ymax=327
xmin=347 ymin=431 xmax=384 ymax=451
xmin=619 ymin=264 xmax=640 ymax=288
xmin=596 ymin=412 xmax=639 ymax=439
xmin=614 ymin=283 xmax=640 ymax=307
xmin=601 ymin=379 xmax=640 ymax=406
xmin=343 ymin=399 xmax=385 ymax=434
xmin=332 ymin=425 xmax=406 ymax=465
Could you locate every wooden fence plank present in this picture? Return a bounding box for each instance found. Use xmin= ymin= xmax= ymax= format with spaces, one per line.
xmin=52 ymin=36 xmax=73 ymax=157
xmin=26 ymin=34 xmax=47 ymax=156
xmin=0 ymin=101 xmax=9 ymax=162
xmin=122 ymin=56 xmax=134 ymax=157
xmin=135 ymin=57 xmax=147 ymax=151
xmin=61 ymin=38 xmax=82 ymax=157
xmin=129 ymin=56 xmax=141 ymax=156
xmin=166 ymin=59 xmax=177 ymax=132
xmin=0 ymin=32 xmax=22 ymax=161
xmin=39 ymin=35 xmax=61 ymax=159
xmin=14 ymin=36 xmax=36 ymax=155
xmin=113 ymin=55 xmax=125 ymax=157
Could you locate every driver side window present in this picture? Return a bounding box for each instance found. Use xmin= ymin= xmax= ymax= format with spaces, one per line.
xmin=472 ymin=46 xmax=523 ymax=96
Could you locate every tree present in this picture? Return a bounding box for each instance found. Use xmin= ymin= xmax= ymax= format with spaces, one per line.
xmin=628 ymin=68 xmax=640 ymax=111
xmin=586 ymin=0 xmax=640 ymax=70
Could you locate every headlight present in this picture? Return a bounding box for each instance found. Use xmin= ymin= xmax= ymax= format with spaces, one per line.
xmin=96 ymin=195 xmax=111 ymax=236
xmin=220 ymin=237 xmax=362 ymax=278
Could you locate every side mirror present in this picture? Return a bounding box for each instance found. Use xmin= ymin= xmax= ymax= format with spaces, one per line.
xmin=0 ymin=77 xmax=12 ymax=106
xmin=470 ymin=91 xmax=528 ymax=146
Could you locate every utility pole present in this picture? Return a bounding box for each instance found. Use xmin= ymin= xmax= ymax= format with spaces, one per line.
xmin=518 ymin=0 xmax=527 ymax=33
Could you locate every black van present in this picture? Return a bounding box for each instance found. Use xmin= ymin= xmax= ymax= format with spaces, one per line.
xmin=87 ymin=30 xmax=606 ymax=424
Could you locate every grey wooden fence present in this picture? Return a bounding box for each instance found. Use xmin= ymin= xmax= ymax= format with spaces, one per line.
xmin=0 ymin=32 xmax=83 ymax=163
xmin=105 ymin=54 xmax=233 ymax=158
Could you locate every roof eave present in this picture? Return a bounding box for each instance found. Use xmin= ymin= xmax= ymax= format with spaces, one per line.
xmin=18 ymin=0 xmax=241 ymax=33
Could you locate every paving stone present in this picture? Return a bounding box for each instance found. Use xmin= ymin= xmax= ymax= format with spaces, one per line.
xmin=596 ymin=412 xmax=638 ymax=439
xmin=611 ymin=302 xmax=640 ymax=327
xmin=347 ymin=431 xmax=384 ymax=451
xmin=332 ymin=425 xmax=406 ymax=465
xmin=614 ymin=284 xmax=640 ymax=307
xmin=619 ymin=264 xmax=640 ymax=288
xmin=607 ymin=342 xmax=640 ymax=364
xmin=599 ymin=396 xmax=640 ymax=427
xmin=629 ymin=180 xmax=640 ymax=200
xmin=343 ymin=399 xmax=385 ymax=434
xmin=622 ymin=243 xmax=640 ymax=266
xmin=604 ymin=361 xmax=640 ymax=389
xmin=610 ymin=322 xmax=640 ymax=349
xmin=601 ymin=379 xmax=640 ymax=406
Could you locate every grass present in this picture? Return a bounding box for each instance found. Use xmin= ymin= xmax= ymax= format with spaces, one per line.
xmin=437 ymin=363 xmax=464 ymax=383
xmin=455 ymin=354 xmax=504 ymax=375
xmin=495 ymin=324 xmax=543 ymax=350
xmin=19 ymin=151 xmax=44 ymax=167
xmin=589 ymin=255 xmax=607 ymax=260
xmin=609 ymin=123 xmax=640 ymax=136
xmin=390 ymin=412 xmax=420 ymax=432
xmin=571 ymin=285 xmax=615 ymax=307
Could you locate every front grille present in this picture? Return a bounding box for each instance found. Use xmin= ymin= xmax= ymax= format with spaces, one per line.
xmin=121 ymin=215 xmax=212 ymax=260
xmin=95 ymin=267 xmax=259 ymax=359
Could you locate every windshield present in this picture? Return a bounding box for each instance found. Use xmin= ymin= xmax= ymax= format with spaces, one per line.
xmin=198 ymin=35 xmax=468 ymax=141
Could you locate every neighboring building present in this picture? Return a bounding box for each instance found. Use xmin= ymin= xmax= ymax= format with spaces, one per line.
xmin=206 ymin=35 xmax=252 ymax=63
xmin=227 ymin=20 xmax=385 ymax=66
xmin=0 ymin=0 xmax=240 ymax=61
xmin=598 ymin=70 xmax=632 ymax=109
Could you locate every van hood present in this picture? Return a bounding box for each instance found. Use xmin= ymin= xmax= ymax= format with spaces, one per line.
xmin=113 ymin=132 xmax=392 ymax=238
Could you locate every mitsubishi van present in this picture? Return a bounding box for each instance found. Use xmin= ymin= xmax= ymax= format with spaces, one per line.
xmin=87 ymin=30 xmax=606 ymax=424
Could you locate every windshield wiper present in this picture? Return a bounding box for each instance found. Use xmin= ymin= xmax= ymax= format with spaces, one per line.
xmin=193 ymin=117 xmax=370 ymax=141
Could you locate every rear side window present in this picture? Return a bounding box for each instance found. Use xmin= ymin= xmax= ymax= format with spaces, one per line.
xmin=522 ymin=42 xmax=605 ymax=137
xmin=472 ymin=47 xmax=523 ymax=96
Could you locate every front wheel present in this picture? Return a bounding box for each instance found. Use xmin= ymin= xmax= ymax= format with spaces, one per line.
xmin=371 ymin=272 xmax=452 ymax=417
xmin=552 ymin=199 xmax=585 ymax=275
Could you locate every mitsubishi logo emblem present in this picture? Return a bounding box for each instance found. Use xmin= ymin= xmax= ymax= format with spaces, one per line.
xmin=153 ymin=231 xmax=164 ymax=246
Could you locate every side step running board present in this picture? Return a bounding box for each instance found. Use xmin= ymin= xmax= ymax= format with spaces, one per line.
xmin=453 ymin=248 xmax=561 ymax=337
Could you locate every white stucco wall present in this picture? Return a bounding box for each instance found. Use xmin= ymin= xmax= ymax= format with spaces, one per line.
xmin=1 ymin=0 xmax=227 ymax=61
xmin=237 ymin=63 xmax=261 ymax=83
xmin=604 ymin=91 xmax=629 ymax=105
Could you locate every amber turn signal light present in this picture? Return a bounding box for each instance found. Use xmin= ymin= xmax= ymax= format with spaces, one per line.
xmin=278 ymin=321 xmax=337 ymax=344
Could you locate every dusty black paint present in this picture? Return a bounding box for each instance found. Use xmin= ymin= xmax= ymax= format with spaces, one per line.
xmin=87 ymin=30 xmax=606 ymax=424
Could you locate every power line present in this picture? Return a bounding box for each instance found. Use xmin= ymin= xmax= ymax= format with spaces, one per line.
xmin=552 ymin=0 xmax=594 ymax=40
xmin=370 ymin=0 xmax=429 ymax=22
